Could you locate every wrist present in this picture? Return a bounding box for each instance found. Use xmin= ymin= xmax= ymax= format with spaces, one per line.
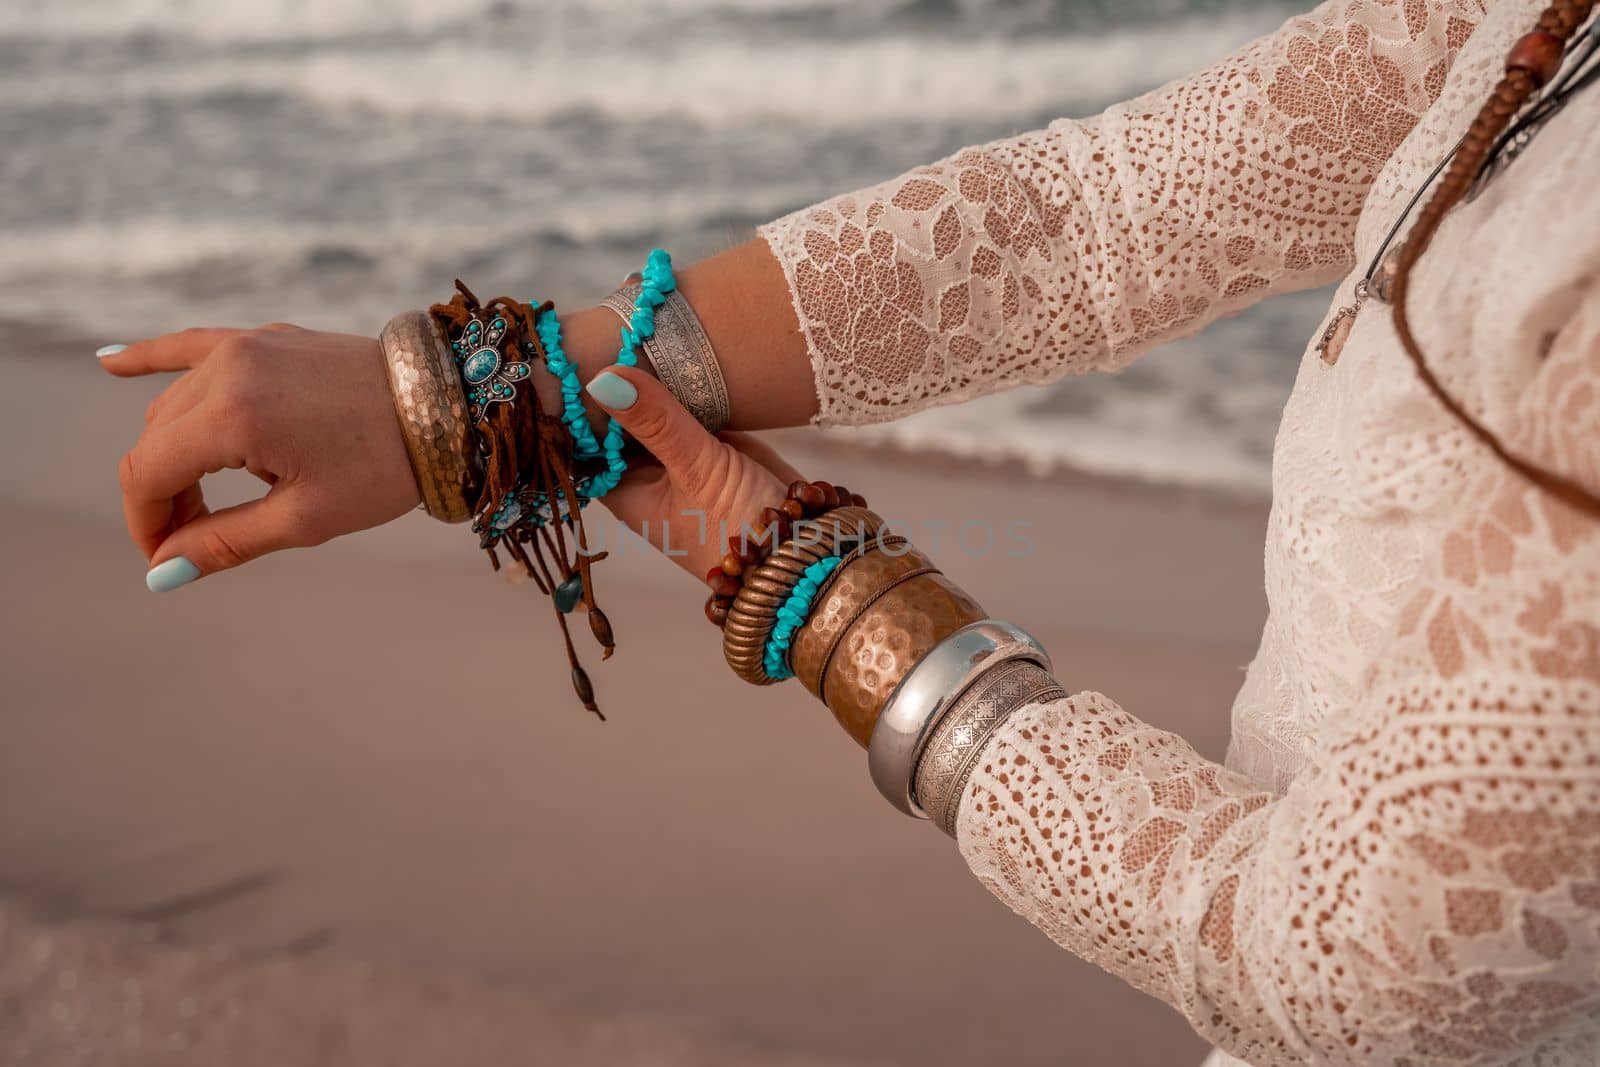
xmin=912 ymin=658 xmax=1066 ymax=834
xmin=715 ymin=500 xmax=991 ymax=744
xmin=529 ymin=303 xmax=620 ymax=434
xmin=378 ymin=311 xmax=476 ymax=523
xmin=792 ymin=540 xmax=984 ymax=747
xmin=711 ymin=497 xmax=1058 ymax=820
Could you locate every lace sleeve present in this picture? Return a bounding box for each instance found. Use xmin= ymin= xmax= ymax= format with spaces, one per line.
xmin=950 ymin=387 xmax=1600 ymax=1062
xmin=758 ymin=0 xmax=1486 ymax=427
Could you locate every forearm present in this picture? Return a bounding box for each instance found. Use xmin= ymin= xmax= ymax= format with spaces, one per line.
xmin=755 ymin=0 xmax=1487 ymax=427
xmin=718 ymin=473 xmax=1597 ymax=1064
xmin=551 ymin=0 xmax=1489 ymax=438
xmin=551 ymin=239 xmax=819 ymax=432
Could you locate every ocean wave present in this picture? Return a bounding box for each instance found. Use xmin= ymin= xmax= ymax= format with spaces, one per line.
xmin=0 ymin=0 xmax=521 ymax=43
xmin=0 ymin=8 xmax=1291 ymax=128
xmin=0 ymin=0 xmax=1288 ymax=44
xmin=829 ymin=392 xmax=1278 ymax=495
xmin=0 ymin=204 xmax=789 ymax=335
xmin=0 ymin=0 xmax=1316 ymax=494
xmin=0 ymin=187 xmax=803 ymax=281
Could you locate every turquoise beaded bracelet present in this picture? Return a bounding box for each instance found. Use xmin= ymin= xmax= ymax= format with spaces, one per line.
xmin=586 ymin=248 xmax=677 ymax=499
xmin=478 ymin=249 xmax=681 ymax=529
xmin=520 ymin=249 xmax=677 ymax=506
xmin=534 ymin=307 xmax=602 ymax=460
xmin=762 ymin=554 xmax=844 ymax=681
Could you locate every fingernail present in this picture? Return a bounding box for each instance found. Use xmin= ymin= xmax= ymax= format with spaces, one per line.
xmin=146 ymin=556 xmax=200 ymax=593
xmin=96 ymin=344 xmax=127 ymax=358
xmin=585 ymin=370 xmax=637 ymax=411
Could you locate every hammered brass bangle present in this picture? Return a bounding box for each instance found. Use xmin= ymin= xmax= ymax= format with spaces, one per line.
xmin=601 ymin=280 xmax=730 ymax=433
xmin=722 ymin=506 xmax=883 ymax=685
xmin=792 ymin=547 xmax=943 ymax=703
xmin=913 ymin=659 xmax=1067 ymax=835
xmin=868 ymin=620 xmax=1052 ymax=818
xmin=825 ymin=570 xmax=985 ymax=747
xmin=379 ymin=310 xmax=477 ymax=523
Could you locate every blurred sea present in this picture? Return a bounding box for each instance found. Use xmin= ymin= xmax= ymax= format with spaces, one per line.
xmin=0 ymin=0 xmax=1325 ymax=493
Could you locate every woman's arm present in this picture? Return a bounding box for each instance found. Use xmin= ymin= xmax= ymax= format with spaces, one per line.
xmin=100 ymin=0 xmax=1487 ymax=584
xmin=547 ymin=0 xmax=1488 ymax=434
xmin=953 ymin=510 xmax=1600 ymax=1063
xmin=759 ymin=0 xmax=1488 ymax=425
xmin=943 ymin=455 xmax=1600 ymax=1063
xmin=569 ymin=281 xmax=1600 ymax=1063
xmin=555 ymin=240 xmax=818 ymax=430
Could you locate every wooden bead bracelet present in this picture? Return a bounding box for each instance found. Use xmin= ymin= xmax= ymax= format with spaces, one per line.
xmin=704 ymin=479 xmax=869 ymax=627
xmin=720 ymin=506 xmax=889 ymax=686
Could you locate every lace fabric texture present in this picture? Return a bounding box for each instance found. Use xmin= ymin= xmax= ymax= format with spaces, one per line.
xmin=760 ymin=0 xmax=1483 ymax=428
xmin=763 ymin=1 xmax=1600 ymax=1063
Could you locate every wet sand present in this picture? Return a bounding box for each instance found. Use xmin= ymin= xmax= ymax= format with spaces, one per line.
xmin=0 ymin=325 xmax=1270 ymax=1065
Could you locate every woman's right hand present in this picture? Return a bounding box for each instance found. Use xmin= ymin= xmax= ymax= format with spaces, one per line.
xmin=102 ymin=324 xmax=422 ymax=590
xmin=583 ymin=365 xmax=805 ymax=582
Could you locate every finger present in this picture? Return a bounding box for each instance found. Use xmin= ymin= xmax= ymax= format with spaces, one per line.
xmin=136 ymin=482 xmax=212 ymax=561
xmin=99 ymin=328 xmax=247 ymax=378
xmin=143 ymin=368 xmax=208 ymax=427
xmin=721 ymin=431 xmax=804 ymax=486
xmin=585 ymin=366 xmax=722 ymax=495
xmin=145 ymin=492 xmax=306 ymax=591
xmin=119 ymin=410 xmax=247 ymax=558
xmin=171 ymin=483 xmax=209 ymax=529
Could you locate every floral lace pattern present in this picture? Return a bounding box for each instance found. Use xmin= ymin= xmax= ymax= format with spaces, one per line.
xmin=765 ymin=0 xmax=1600 ymax=1063
xmin=760 ymin=0 xmax=1483 ymax=427
xmin=962 ymin=458 xmax=1600 ymax=1063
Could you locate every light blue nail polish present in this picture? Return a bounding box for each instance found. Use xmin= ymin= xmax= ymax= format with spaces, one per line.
xmin=585 ymin=370 xmax=637 ymax=411
xmin=146 ymin=556 xmax=200 ymax=593
xmin=96 ymin=344 xmax=127 ymax=358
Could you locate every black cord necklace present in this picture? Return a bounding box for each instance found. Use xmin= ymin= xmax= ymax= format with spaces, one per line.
xmin=1315 ymin=13 xmax=1600 ymax=365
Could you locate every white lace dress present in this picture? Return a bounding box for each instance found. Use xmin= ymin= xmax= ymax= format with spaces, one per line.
xmin=758 ymin=1 xmax=1600 ymax=1063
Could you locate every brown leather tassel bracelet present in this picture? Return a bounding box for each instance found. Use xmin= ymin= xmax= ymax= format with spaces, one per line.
xmin=429 ymin=282 xmax=615 ymax=717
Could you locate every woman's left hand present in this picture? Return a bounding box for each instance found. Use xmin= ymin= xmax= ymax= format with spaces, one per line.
xmin=584 ymin=366 xmax=802 ymax=581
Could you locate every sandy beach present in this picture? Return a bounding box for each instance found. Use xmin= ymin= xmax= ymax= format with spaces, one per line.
xmin=1 ymin=324 xmax=1271 ymax=1065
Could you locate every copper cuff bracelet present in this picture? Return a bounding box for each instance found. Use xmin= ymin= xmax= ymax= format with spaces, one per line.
xmin=867 ymin=620 xmax=1052 ymax=818
xmin=379 ymin=310 xmax=477 ymax=524
xmin=601 ymin=280 xmax=730 ymax=433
